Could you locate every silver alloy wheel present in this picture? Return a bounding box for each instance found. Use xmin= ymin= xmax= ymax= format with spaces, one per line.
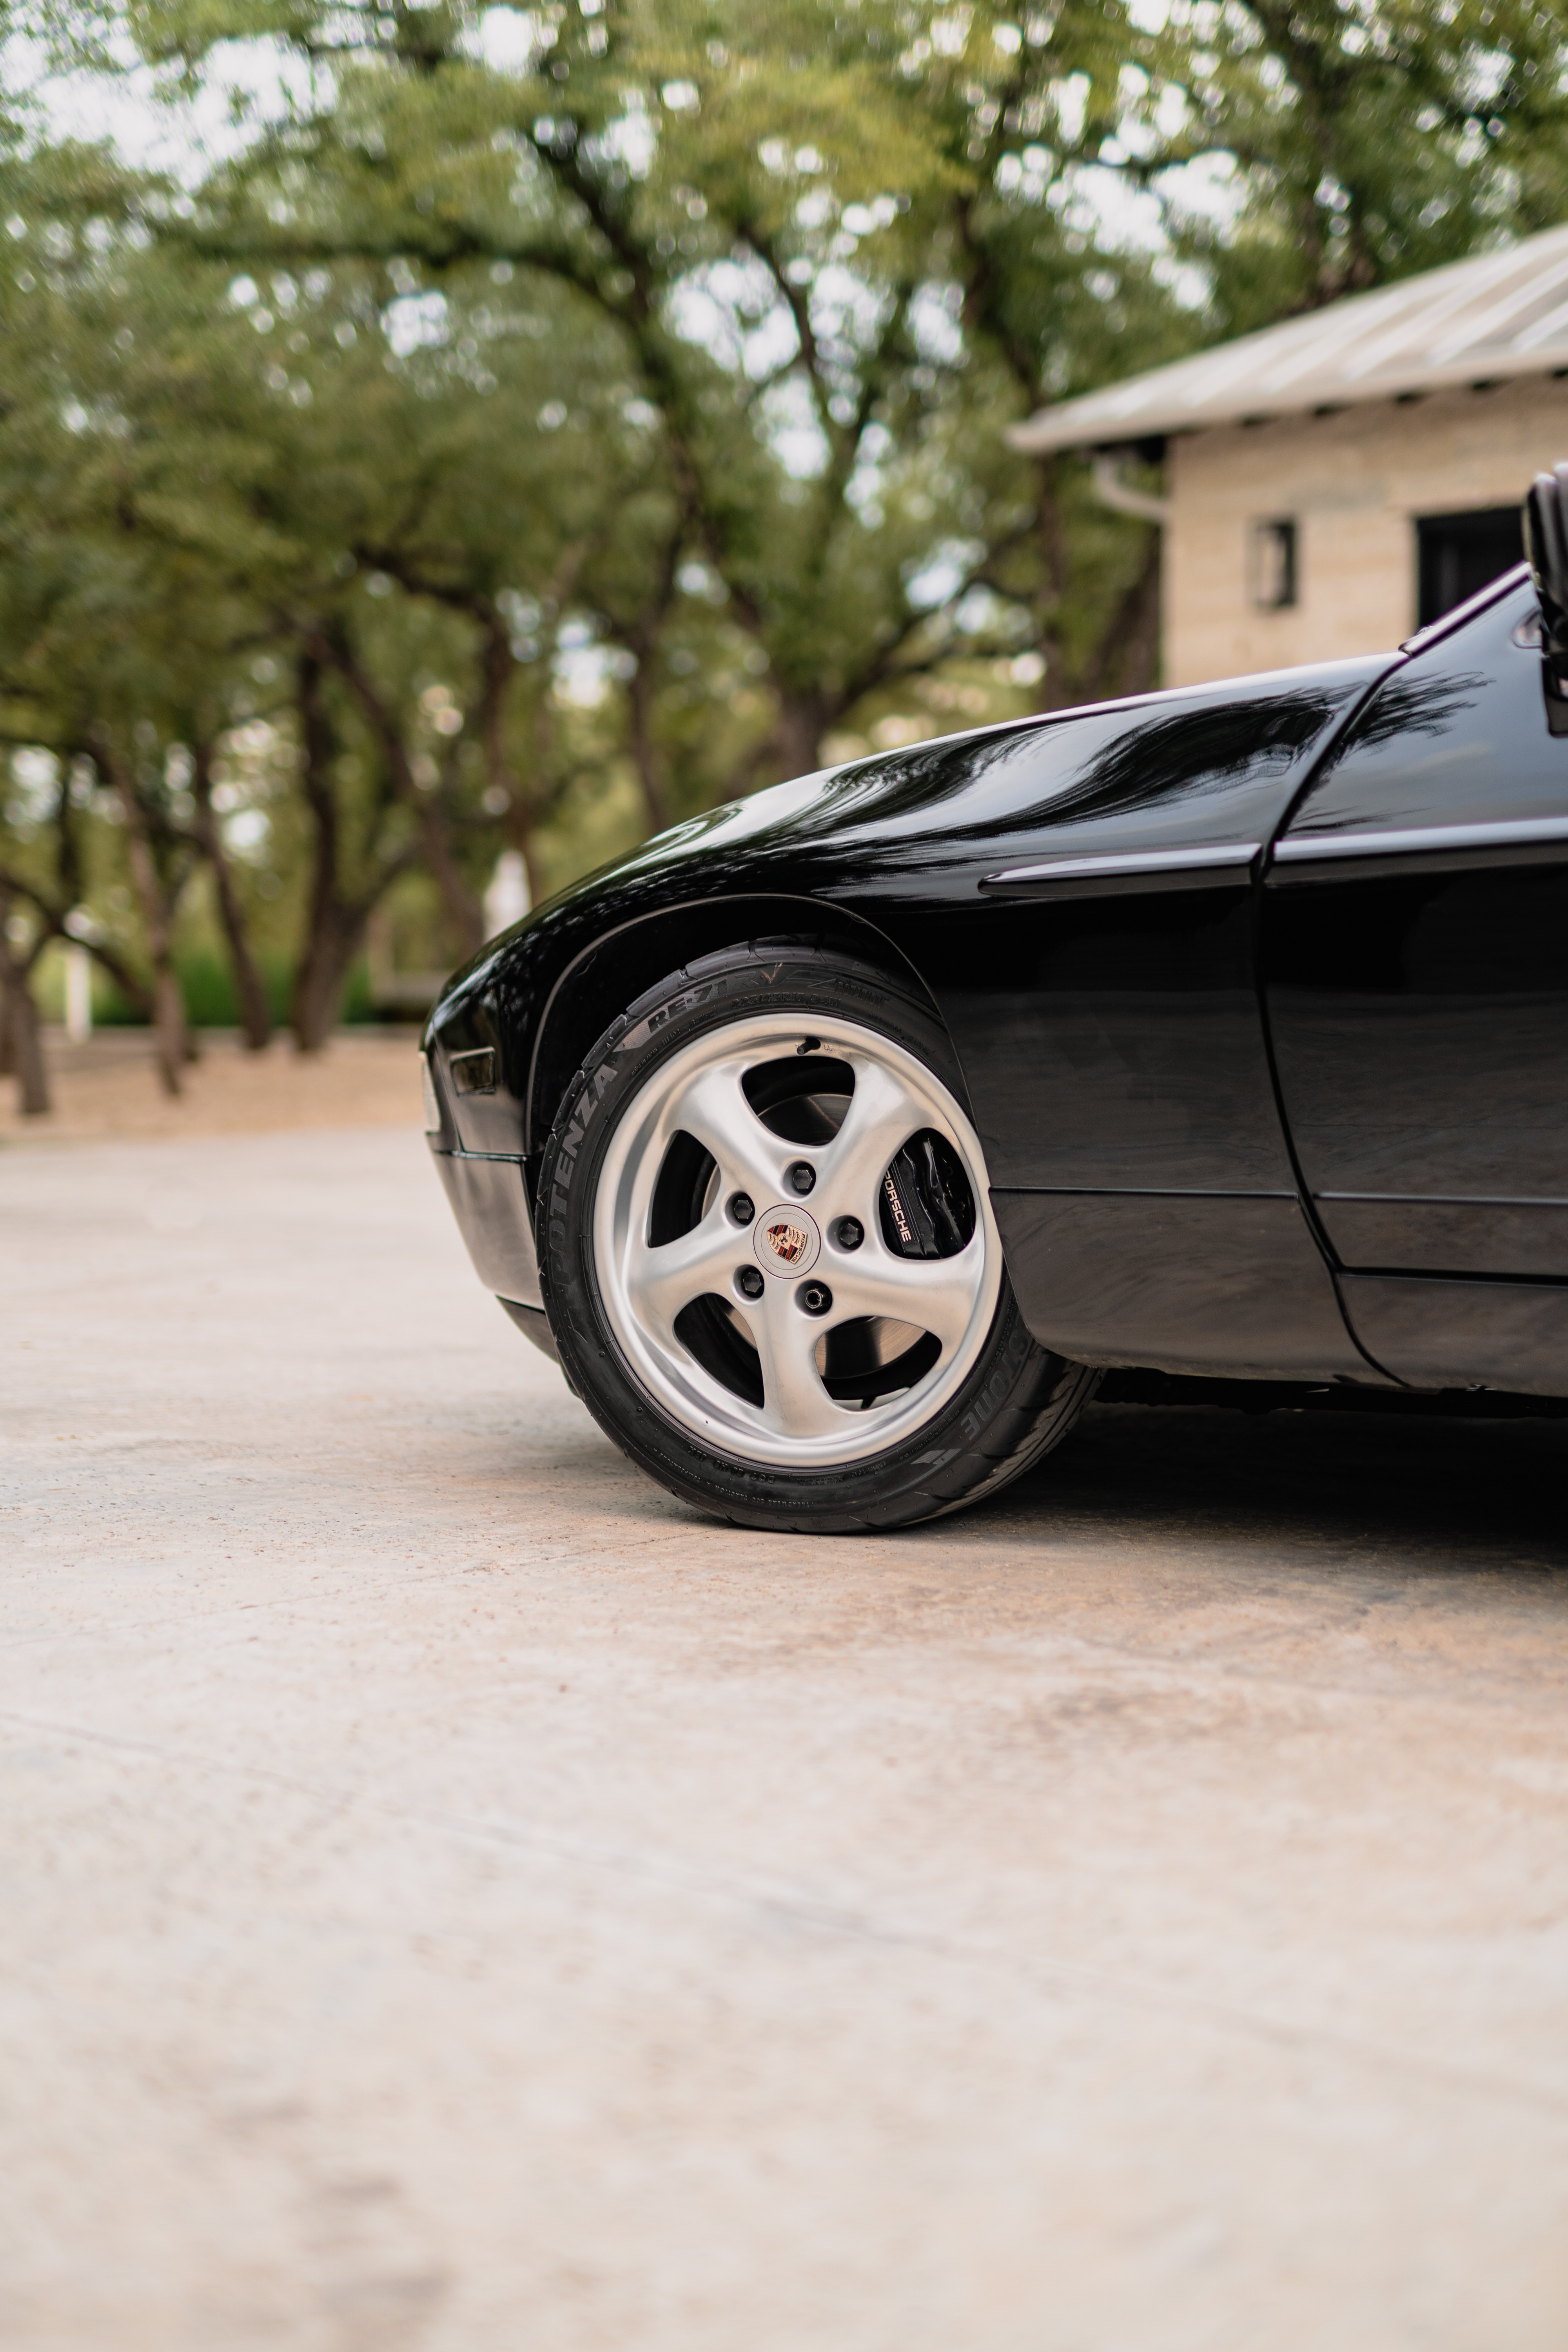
xmin=592 ymin=1009 xmax=1004 ymax=1468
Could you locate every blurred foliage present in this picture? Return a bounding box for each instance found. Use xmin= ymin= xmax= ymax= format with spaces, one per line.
xmin=2 ymin=0 xmax=1566 ymax=1096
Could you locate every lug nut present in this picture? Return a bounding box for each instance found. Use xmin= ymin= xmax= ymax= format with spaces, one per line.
xmin=787 ymin=1161 xmax=816 ymax=1196
xmin=832 ymin=1216 xmax=864 ymax=1251
xmin=798 ymin=1281 xmax=833 ymax=1317
xmin=737 ymin=1265 xmax=765 ymax=1299
xmin=728 ymin=1191 xmax=755 ymax=1225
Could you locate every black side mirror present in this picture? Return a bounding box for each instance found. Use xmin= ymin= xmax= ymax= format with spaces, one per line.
xmin=1523 ymin=465 xmax=1568 ymax=734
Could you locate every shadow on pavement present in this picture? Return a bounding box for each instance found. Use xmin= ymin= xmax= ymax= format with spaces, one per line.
xmin=1009 ymin=1399 xmax=1568 ymax=1581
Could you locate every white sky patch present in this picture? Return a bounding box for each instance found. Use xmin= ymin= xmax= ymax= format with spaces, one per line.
xmin=740 ymin=298 xmax=804 ymax=382
xmin=845 ymin=420 xmax=891 ymax=517
xmin=669 ymin=256 xmax=830 ymax=396
xmin=384 ymin=290 xmax=449 ymax=354
xmin=1153 ymin=251 xmax=1211 ymax=310
xmin=1053 ymin=71 xmax=1091 ymax=149
xmin=676 ymin=559 xmax=727 ymax=601
xmin=24 ymin=4 xmax=545 ymax=179
xmin=667 ymin=265 xmax=754 ymax=373
xmin=595 ymin=101 xmax=656 ymax=179
xmin=808 ymin=262 xmax=891 ymax=368
xmin=553 ymin=624 xmax=635 ymax=706
xmin=6 ymin=744 xmax=58 ymax=828
xmin=955 ymin=583 xmax=1009 ymax=635
xmin=467 ymin=6 xmax=547 ymax=73
xmin=1159 ymin=148 xmax=1246 ymax=236
xmin=909 ymin=282 xmax=963 ymax=368
xmin=757 ymin=376 xmax=829 ymax=478
xmin=904 ymin=540 xmax=983 ymax=610
xmin=16 ymin=31 xmax=311 ymax=183
xmin=223 ymin=808 xmax=269 ymax=852
xmin=1060 ymin=163 xmax=1166 ymax=253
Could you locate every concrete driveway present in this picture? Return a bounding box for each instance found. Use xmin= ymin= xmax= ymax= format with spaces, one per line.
xmin=4 ymin=1122 xmax=1567 ymax=2350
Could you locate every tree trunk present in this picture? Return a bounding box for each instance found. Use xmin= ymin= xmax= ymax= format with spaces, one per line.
xmin=0 ymin=900 xmax=49 ymax=1116
xmin=1072 ymin=532 xmax=1162 ymax=708
xmin=411 ymin=789 xmax=486 ymax=962
xmin=510 ymin=824 xmax=547 ymax=918
xmin=7 ymin=983 xmax=48 ymax=1116
xmin=613 ymin=533 xmax=682 ymax=834
xmin=85 ymin=940 xmax=156 ymax=1024
xmin=291 ymin=648 xmax=354 ymax=1054
xmin=291 ymin=899 xmax=369 ymax=1054
xmin=93 ymin=733 xmax=188 ymax=1098
xmin=477 ymin=613 xmax=520 ymax=812
xmin=191 ymin=741 xmax=273 ymax=1051
xmin=1032 ymin=454 xmax=1076 ymax=711
xmin=626 ymin=652 xmax=672 ymax=832
xmin=767 ymin=686 xmax=833 ymax=784
xmin=289 ymin=648 xmax=416 ymax=1051
xmin=512 ymin=681 xmax=564 ymax=907
xmin=323 ymin=628 xmax=487 ymax=960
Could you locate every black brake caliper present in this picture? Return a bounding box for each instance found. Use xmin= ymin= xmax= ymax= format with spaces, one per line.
xmin=879 ymin=1131 xmax=976 ymax=1260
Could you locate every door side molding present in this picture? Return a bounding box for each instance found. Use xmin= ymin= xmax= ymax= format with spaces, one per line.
xmin=1270 ymin=813 xmax=1568 ymax=884
xmin=980 ymin=842 xmax=1259 ymax=898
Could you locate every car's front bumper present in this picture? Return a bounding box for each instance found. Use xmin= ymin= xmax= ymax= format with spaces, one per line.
xmin=428 ymin=1147 xmax=542 ymax=1311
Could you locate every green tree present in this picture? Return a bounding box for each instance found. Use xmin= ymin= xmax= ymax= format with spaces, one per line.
xmin=1140 ymin=1 xmax=1568 ymax=330
xmin=136 ymin=0 xmax=1196 ymax=764
xmin=0 ymin=161 xmax=651 ymax=1050
xmin=7 ymin=0 xmax=1568 ymax=1095
xmin=130 ymin=0 xmax=1568 ymax=769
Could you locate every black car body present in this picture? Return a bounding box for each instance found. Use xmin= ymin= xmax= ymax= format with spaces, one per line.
xmin=424 ymin=561 xmax=1568 ymax=1410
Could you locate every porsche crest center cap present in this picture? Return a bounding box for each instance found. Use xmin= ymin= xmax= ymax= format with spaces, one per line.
xmin=753 ymin=1204 xmax=822 ymax=1278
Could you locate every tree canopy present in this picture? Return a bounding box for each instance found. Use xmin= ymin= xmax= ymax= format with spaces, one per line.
xmin=4 ymin=0 xmax=1567 ymax=1103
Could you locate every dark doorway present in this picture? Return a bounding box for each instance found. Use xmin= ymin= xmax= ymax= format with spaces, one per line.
xmin=1416 ymin=506 xmax=1524 ymax=628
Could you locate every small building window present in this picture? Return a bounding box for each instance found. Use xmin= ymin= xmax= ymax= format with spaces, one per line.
xmin=1250 ymin=517 xmax=1298 ymax=610
xmin=1415 ymin=506 xmax=1524 ymax=628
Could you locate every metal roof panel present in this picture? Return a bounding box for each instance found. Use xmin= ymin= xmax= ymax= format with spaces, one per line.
xmin=1010 ymin=225 xmax=1568 ymax=453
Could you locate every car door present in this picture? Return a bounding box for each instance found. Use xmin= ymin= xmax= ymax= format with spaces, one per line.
xmin=1263 ymin=574 xmax=1568 ymax=1392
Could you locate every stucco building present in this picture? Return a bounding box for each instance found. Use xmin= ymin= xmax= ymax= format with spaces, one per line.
xmin=1011 ymin=225 xmax=1568 ymax=686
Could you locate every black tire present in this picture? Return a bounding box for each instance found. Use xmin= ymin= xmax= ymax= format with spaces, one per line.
xmin=537 ymin=941 xmax=1098 ymax=1532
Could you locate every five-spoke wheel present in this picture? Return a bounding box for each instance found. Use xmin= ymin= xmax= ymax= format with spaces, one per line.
xmin=591 ymin=1008 xmax=1003 ymax=1467
xmin=539 ymin=943 xmax=1095 ymax=1531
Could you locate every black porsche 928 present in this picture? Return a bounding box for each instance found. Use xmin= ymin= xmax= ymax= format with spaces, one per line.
xmin=420 ymin=474 xmax=1568 ymax=1533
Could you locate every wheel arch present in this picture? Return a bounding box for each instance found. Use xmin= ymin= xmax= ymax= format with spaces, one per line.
xmin=524 ymin=893 xmax=946 ymax=1163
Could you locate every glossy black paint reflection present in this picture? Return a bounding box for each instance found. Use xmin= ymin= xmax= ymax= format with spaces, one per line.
xmin=1268 ymin=862 xmax=1568 ymax=1210
xmin=780 ymin=667 xmax=1383 ymax=888
xmin=898 ymin=886 xmax=1286 ymax=1191
xmin=1267 ymin=577 xmax=1568 ymax=1286
xmin=1340 ymin=1272 xmax=1568 ymax=1398
xmin=432 ymin=995 xmax=521 ymax=1157
xmin=852 ymin=670 xmax=1383 ymax=1192
xmin=430 ymin=1150 xmax=542 ymax=1308
xmin=426 ymin=653 xmax=1385 ymax=1156
xmin=1283 ymin=579 xmax=1550 ymax=837
xmin=1322 ymin=1198 xmax=1568 ymax=1280
xmin=992 ymin=1192 xmax=1378 ymax=1382
xmin=772 ymin=675 xmax=1367 ymax=872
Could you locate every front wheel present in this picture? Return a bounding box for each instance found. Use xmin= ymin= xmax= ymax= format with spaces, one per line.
xmin=537 ymin=943 xmax=1096 ymax=1532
